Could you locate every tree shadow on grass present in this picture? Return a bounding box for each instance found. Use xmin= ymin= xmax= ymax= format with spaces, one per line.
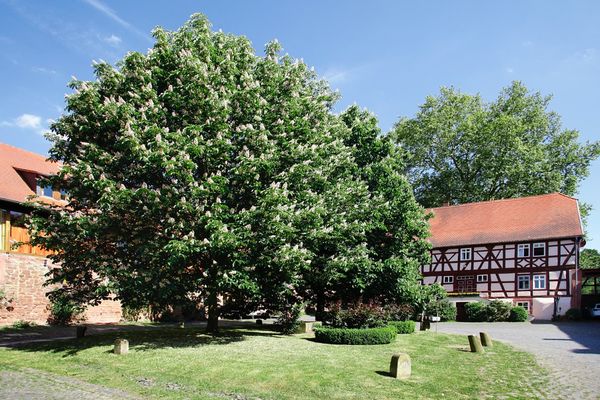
xmin=6 ymin=326 xmax=283 ymax=357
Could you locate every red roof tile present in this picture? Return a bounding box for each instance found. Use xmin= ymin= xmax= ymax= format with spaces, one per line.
xmin=0 ymin=143 xmax=61 ymax=205
xmin=427 ymin=193 xmax=584 ymax=248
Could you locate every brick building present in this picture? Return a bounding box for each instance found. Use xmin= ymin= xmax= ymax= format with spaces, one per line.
xmin=0 ymin=143 xmax=121 ymax=325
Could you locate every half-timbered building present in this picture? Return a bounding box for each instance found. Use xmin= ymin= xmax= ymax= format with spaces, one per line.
xmin=421 ymin=193 xmax=585 ymax=320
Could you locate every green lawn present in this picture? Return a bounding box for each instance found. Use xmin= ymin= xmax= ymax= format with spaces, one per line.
xmin=0 ymin=325 xmax=551 ymax=399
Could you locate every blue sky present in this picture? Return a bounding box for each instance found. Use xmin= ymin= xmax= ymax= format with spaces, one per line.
xmin=1 ymin=1 xmax=599 ymax=247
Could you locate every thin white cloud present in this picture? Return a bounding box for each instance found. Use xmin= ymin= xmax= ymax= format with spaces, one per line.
xmin=32 ymin=66 xmax=58 ymax=75
xmin=83 ymin=0 xmax=151 ymax=42
xmin=103 ymin=34 xmax=122 ymax=47
xmin=15 ymin=114 xmax=42 ymax=129
xmin=323 ymin=68 xmax=350 ymax=85
xmin=506 ymin=67 xmax=514 ymax=74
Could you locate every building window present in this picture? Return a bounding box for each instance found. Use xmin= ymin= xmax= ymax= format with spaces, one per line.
xmin=443 ymin=276 xmax=454 ymax=284
xmin=477 ymin=274 xmax=488 ymax=283
xmin=59 ymin=189 xmax=68 ymax=201
xmin=516 ymin=301 xmax=530 ymax=312
xmin=533 ymin=274 xmax=546 ymax=290
xmin=517 ymin=244 xmax=530 ymax=258
xmin=533 ymin=242 xmax=545 ymax=257
xmin=460 ymin=248 xmax=472 ymax=261
xmin=36 ymin=179 xmax=54 ymax=198
xmin=518 ymin=275 xmax=530 ymax=290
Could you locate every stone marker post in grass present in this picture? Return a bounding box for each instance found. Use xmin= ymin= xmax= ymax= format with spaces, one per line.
xmin=389 ymin=353 xmax=411 ymax=379
xmin=114 ymin=339 xmax=129 ymax=355
xmin=76 ymin=326 xmax=87 ymax=338
xmin=256 ymin=319 xmax=263 ymax=325
xmin=480 ymin=332 xmax=493 ymax=347
xmin=295 ymin=321 xmax=322 ymax=334
xmin=468 ymin=335 xmax=484 ymax=353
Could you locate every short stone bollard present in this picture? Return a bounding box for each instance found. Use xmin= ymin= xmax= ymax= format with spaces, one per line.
xmin=76 ymin=326 xmax=87 ymax=339
xmin=389 ymin=353 xmax=411 ymax=379
xmin=113 ymin=338 xmax=129 ymax=355
xmin=295 ymin=321 xmax=322 ymax=334
xmin=179 ymin=322 xmax=185 ymax=329
xmin=468 ymin=335 xmax=484 ymax=353
xmin=480 ymin=332 xmax=493 ymax=347
xmin=256 ymin=319 xmax=263 ymax=325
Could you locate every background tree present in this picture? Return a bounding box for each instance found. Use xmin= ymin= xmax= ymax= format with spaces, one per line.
xmin=29 ymin=15 xmax=431 ymax=330
xmin=580 ymin=248 xmax=600 ymax=269
xmin=392 ymin=81 xmax=600 ymax=209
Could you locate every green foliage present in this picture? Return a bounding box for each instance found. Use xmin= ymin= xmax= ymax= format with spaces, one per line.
xmin=313 ymin=325 xmax=397 ymax=345
xmin=427 ymin=298 xmax=457 ymax=321
xmin=28 ymin=14 xmax=430 ymax=331
xmin=580 ymin=249 xmax=600 ymax=269
xmin=466 ymin=300 xmax=514 ymax=322
xmin=47 ymin=295 xmax=85 ymax=326
xmin=121 ymin=305 xmax=151 ymax=322
xmin=509 ymin=306 xmax=528 ymax=322
xmin=465 ymin=301 xmax=489 ymax=322
xmin=388 ymin=320 xmax=416 ymax=334
xmin=11 ymin=320 xmax=37 ymax=329
xmin=383 ymin=303 xmax=415 ymax=322
xmin=486 ymin=300 xmax=512 ymax=322
xmin=393 ymin=82 xmax=600 ymax=208
xmin=324 ymin=302 xmax=389 ymax=329
xmin=276 ymin=303 xmax=302 ymax=335
xmin=564 ymin=308 xmax=582 ymax=320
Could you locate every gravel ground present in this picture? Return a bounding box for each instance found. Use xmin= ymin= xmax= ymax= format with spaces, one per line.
xmin=0 ymin=368 xmax=141 ymax=400
xmin=436 ymin=321 xmax=600 ymax=400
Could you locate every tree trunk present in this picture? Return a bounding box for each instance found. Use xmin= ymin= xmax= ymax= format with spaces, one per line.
xmin=315 ymin=292 xmax=325 ymax=322
xmin=206 ymin=291 xmax=219 ymax=333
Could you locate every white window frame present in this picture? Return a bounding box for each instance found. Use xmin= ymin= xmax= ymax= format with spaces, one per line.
xmin=460 ymin=248 xmax=472 ymax=261
xmin=517 ymin=244 xmax=530 ymax=258
xmin=518 ymin=274 xmax=530 ymax=290
xmin=516 ymin=301 xmax=530 ymax=312
xmin=442 ymin=276 xmax=454 ymax=284
xmin=477 ymin=274 xmax=488 ymax=283
xmin=533 ymin=274 xmax=546 ymax=290
xmin=533 ymin=242 xmax=545 ymax=257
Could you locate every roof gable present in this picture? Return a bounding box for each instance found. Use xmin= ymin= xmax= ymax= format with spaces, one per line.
xmin=0 ymin=143 xmax=61 ymax=205
xmin=427 ymin=193 xmax=584 ymax=248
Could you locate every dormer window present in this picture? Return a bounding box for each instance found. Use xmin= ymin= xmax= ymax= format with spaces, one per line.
xmin=36 ymin=180 xmax=54 ymax=198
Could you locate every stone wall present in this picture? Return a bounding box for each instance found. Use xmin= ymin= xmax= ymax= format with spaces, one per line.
xmin=0 ymin=253 xmax=122 ymax=325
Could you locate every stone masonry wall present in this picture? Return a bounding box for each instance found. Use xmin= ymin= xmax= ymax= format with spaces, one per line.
xmin=0 ymin=253 xmax=122 ymax=325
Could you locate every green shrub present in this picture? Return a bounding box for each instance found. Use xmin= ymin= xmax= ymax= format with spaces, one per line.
xmin=12 ymin=320 xmax=36 ymax=329
xmin=314 ymin=325 xmax=397 ymax=345
xmin=276 ymin=303 xmax=302 ymax=335
xmin=486 ymin=300 xmax=512 ymax=322
xmin=465 ymin=301 xmax=488 ymax=322
xmin=564 ymin=308 xmax=582 ymax=321
xmin=47 ymin=296 xmax=85 ymax=326
xmin=383 ymin=303 xmax=415 ymax=322
xmin=509 ymin=306 xmax=528 ymax=322
xmin=427 ymin=299 xmax=456 ymax=321
xmin=388 ymin=320 xmax=416 ymax=334
xmin=324 ymin=302 xmax=388 ymax=329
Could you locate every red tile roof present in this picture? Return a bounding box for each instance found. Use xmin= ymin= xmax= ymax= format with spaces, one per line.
xmin=427 ymin=193 xmax=584 ymax=248
xmin=0 ymin=143 xmax=61 ymax=205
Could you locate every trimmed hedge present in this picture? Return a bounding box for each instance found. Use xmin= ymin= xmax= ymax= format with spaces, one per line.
xmin=509 ymin=306 xmax=528 ymax=322
xmin=388 ymin=320 xmax=416 ymax=334
xmin=314 ymin=325 xmax=397 ymax=345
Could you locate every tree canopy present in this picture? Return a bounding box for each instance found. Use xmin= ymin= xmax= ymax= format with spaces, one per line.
xmin=580 ymin=248 xmax=600 ymax=269
xmin=29 ymin=15 xmax=430 ymax=331
xmin=392 ymin=81 xmax=600 ymax=208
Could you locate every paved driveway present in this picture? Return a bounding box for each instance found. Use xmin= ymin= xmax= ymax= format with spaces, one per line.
xmin=436 ymin=321 xmax=600 ymax=399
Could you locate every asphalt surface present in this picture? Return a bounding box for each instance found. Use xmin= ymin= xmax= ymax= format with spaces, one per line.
xmin=436 ymin=321 xmax=600 ymax=399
